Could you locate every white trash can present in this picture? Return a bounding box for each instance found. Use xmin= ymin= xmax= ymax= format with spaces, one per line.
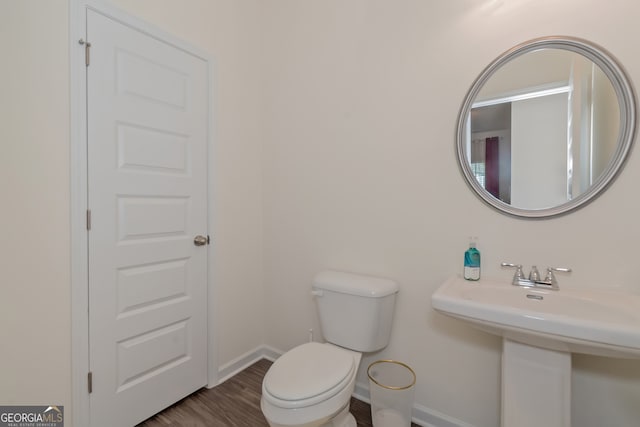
xmin=367 ymin=360 xmax=416 ymax=427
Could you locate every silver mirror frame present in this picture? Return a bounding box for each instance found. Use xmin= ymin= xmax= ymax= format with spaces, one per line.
xmin=456 ymin=36 xmax=637 ymax=218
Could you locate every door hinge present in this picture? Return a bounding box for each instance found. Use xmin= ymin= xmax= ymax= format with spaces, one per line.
xmin=88 ymin=371 xmax=93 ymax=394
xmin=86 ymin=209 xmax=92 ymax=230
xmin=79 ymin=39 xmax=91 ymax=66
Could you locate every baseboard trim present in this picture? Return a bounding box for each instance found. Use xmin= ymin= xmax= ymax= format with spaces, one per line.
xmin=213 ymin=345 xmax=284 ymax=387
xmin=215 ymin=346 xmax=474 ymax=427
xmin=259 ymin=345 xmax=283 ymax=362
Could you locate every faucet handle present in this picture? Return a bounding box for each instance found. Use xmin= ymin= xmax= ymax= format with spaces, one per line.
xmin=501 ymin=262 xmax=525 ymax=280
xmin=543 ymin=266 xmax=572 ymax=284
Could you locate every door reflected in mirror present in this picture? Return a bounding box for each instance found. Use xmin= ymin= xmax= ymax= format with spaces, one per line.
xmin=457 ymin=37 xmax=635 ymax=218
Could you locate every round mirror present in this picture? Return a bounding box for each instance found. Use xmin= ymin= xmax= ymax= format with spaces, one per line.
xmin=456 ymin=36 xmax=637 ymax=218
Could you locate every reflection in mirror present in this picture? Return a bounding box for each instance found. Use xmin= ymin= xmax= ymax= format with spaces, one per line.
xmin=457 ymin=37 xmax=636 ymax=218
xmin=466 ymin=49 xmax=619 ymax=209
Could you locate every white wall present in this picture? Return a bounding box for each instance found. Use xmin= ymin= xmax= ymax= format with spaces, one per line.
xmin=0 ymin=0 xmax=72 ymax=409
xmin=4 ymin=1 xmax=640 ymax=427
xmin=478 ymin=48 xmax=574 ymax=100
xmin=592 ymin=65 xmax=620 ymax=179
xmin=261 ymin=1 xmax=640 ymax=426
xmin=511 ymin=93 xmax=568 ymax=209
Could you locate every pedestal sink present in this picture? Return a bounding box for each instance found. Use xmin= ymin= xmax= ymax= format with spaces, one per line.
xmin=431 ymin=275 xmax=640 ymax=427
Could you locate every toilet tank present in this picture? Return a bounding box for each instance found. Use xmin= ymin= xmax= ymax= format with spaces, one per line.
xmin=312 ymin=270 xmax=398 ymax=352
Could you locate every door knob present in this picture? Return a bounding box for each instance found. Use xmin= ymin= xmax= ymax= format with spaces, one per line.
xmin=193 ymin=235 xmax=208 ymax=246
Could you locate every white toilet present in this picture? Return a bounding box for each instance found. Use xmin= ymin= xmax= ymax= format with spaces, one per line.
xmin=261 ymin=270 xmax=399 ymax=427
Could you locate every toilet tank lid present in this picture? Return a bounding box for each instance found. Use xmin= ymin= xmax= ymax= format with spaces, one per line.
xmin=312 ymin=270 xmax=399 ymax=297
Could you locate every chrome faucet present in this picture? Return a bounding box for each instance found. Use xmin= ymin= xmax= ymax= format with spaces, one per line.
xmin=501 ymin=263 xmax=571 ymax=290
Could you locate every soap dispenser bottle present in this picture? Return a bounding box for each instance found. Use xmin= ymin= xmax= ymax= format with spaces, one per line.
xmin=464 ymin=239 xmax=481 ymax=281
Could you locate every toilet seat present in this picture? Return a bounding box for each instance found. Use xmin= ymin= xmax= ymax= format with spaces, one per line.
xmin=263 ymin=342 xmax=355 ymax=409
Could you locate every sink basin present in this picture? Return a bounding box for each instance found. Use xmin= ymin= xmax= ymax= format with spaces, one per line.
xmin=432 ymin=275 xmax=640 ymax=358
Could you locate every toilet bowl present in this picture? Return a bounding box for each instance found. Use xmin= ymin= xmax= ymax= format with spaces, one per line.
xmin=261 ymin=342 xmax=362 ymax=427
xmin=260 ymin=270 xmax=399 ymax=427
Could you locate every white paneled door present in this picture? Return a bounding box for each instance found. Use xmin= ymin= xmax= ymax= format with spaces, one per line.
xmin=86 ymin=9 xmax=209 ymax=427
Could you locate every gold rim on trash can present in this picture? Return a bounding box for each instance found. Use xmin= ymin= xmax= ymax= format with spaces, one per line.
xmin=367 ymin=359 xmax=416 ymax=390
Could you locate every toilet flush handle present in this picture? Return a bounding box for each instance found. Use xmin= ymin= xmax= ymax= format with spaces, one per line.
xmin=311 ymin=290 xmax=324 ymax=297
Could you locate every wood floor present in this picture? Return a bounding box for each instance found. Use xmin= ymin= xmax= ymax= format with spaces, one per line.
xmin=138 ymin=359 xmax=419 ymax=427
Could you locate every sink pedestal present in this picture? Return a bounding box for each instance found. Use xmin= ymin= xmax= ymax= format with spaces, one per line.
xmin=502 ymin=339 xmax=571 ymax=427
